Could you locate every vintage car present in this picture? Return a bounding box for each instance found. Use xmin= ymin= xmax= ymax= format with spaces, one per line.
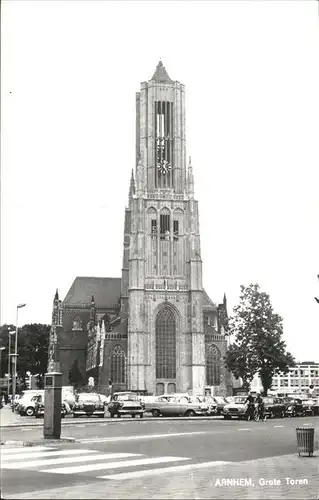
xmin=312 ymin=398 xmax=319 ymax=416
xmin=283 ymin=397 xmax=306 ymax=417
xmin=107 ymin=392 xmax=144 ymax=418
xmin=222 ymin=396 xmax=255 ymax=420
xmin=34 ymin=395 xmax=67 ymax=419
xmin=301 ymin=398 xmax=315 ymax=416
xmin=145 ymin=395 xmax=208 ymax=417
xmin=212 ymin=396 xmax=228 ymax=415
xmin=262 ymin=397 xmax=286 ymax=418
xmin=73 ymin=393 xmax=105 ymax=418
xmin=197 ymin=396 xmax=217 ymax=415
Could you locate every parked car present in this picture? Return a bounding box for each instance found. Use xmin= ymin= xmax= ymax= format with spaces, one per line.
xmin=73 ymin=393 xmax=105 ymax=418
xmin=262 ymin=397 xmax=286 ymax=418
xmin=197 ymin=396 xmax=217 ymax=415
xmin=212 ymin=396 xmax=228 ymax=415
xmin=312 ymin=398 xmax=319 ymax=416
xmin=145 ymin=395 xmax=208 ymax=417
xmin=301 ymin=398 xmax=315 ymax=416
xmin=222 ymin=396 xmax=255 ymax=420
xmin=16 ymin=392 xmax=45 ymax=416
xmin=283 ymin=397 xmax=305 ymax=417
xmin=34 ymin=395 xmax=67 ymax=419
xmin=108 ymin=392 xmax=144 ymax=418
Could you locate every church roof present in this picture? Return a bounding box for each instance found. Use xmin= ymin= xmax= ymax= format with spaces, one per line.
xmin=202 ymin=289 xmax=217 ymax=310
xmin=151 ymin=60 xmax=173 ymax=83
xmin=63 ymin=277 xmax=121 ymax=309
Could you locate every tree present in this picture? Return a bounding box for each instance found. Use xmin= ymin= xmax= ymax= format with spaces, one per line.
xmin=224 ymin=284 xmax=295 ymax=395
xmin=0 ymin=323 xmax=50 ymax=385
xmin=69 ymin=359 xmax=84 ymax=389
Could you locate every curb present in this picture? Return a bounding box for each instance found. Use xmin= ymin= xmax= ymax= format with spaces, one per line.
xmin=0 ymin=415 xmax=222 ymax=429
xmin=0 ymin=437 xmax=76 ymax=446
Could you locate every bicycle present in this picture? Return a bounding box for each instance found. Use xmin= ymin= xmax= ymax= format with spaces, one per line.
xmin=254 ymin=405 xmax=267 ymax=422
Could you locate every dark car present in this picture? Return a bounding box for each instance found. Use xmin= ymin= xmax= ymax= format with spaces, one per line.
xmin=73 ymin=393 xmax=105 ymax=418
xmin=283 ymin=397 xmax=305 ymax=417
xmin=108 ymin=392 xmax=144 ymax=418
xmin=262 ymin=397 xmax=286 ymax=418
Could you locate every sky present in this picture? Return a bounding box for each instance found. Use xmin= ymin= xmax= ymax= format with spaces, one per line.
xmin=1 ymin=0 xmax=318 ymax=362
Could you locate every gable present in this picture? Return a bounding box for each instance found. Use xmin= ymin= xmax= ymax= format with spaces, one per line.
xmin=63 ymin=277 xmax=121 ymax=309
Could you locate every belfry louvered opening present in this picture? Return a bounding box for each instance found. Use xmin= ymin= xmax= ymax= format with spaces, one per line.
xmin=155 ymin=101 xmax=174 ymax=188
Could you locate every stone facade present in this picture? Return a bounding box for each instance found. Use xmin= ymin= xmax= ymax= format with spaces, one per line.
xmin=48 ymin=62 xmax=231 ymax=396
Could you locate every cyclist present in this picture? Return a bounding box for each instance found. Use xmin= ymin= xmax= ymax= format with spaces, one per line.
xmin=255 ymin=393 xmax=265 ymax=420
xmin=245 ymin=392 xmax=255 ymax=420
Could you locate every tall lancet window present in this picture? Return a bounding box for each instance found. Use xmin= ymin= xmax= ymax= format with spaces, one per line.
xmin=155 ymin=101 xmax=173 ymax=189
xmin=206 ymin=344 xmax=221 ymax=386
xmin=156 ymin=307 xmax=176 ymax=379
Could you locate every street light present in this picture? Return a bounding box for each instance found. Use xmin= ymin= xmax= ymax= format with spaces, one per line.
xmin=7 ymin=329 xmax=15 ymax=398
xmin=11 ymin=303 xmax=26 ymax=412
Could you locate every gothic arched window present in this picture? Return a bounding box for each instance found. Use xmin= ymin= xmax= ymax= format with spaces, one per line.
xmin=156 ymin=307 xmax=176 ymax=379
xmin=72 ymin=316 xmax=82 ymax=331
xmin=110 ymin=345 xmax=126 ymax=384
xmin=206 ymin=344 xmax=221 ymax=385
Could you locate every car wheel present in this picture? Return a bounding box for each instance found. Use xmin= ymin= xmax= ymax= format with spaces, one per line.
xmin=152 ymin=409 xmax=161 ymax=417
xmin=73 ymin=413 xmax=78 ymax=418
xmin=117 ymin=413 xmax=121 ymax=418
xmin=185 ymin=410 xmax=196 ymax=417
xmin=61 ymin=414 xmax=65 ymax=419
xmin=281 ymin=411 xmax=285 ymax=418
xmin=269 ymin=412 xmax=274 ymax=419
xmin=25 ymin=407 xmax=35 ymax=417
xmin=140 ymin=413 xmax=143 ymax=418
xmin=35 ymin=414 xmax=41 ymax=419
xmin=110 ymin=412 xmax=114 ymax=418
xmin=132 ymin=414 xmax=136 ymax=418
xmin=224 ymin=415 xmax=230 ymax=419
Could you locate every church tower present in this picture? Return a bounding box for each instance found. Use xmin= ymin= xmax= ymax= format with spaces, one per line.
xmin=126 ymin=61 xmax=205 ymax=395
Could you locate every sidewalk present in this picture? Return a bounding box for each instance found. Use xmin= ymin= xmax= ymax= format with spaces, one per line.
xmin=4 ymin=452 xmax=318 ymax=499
xmin=0 ymin=406 xmax=25 ymax=427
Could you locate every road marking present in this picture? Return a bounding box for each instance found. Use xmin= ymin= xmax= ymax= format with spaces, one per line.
xmin=273 ymin=425 xmax=284 ymax=428
xmin=99 ymin=460 xmax=232 ymax=481
xmin=42 ymin=456 xmax=190 ymax=475
xmin=97 ymin=461 xmax=231 ymax=481
xmin=237 ymin=428 xmax=250 ymax=431
xmin=1 ymin=448 xmax=96 ymax=462
xmin=0 ymin=446 xmax=55 ymax=454
xmin=2 ymin=452 xmax=140 ymax=469
xmin=80 ymin=431 xmax=206 ymax=443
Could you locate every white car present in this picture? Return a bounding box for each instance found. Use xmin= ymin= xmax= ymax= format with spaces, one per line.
xmin=223 ymin=396 xmax=256 ymax=420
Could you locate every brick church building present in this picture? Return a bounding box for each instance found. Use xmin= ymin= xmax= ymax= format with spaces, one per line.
xmin=48 ymin=62 xmax=231 ymax=397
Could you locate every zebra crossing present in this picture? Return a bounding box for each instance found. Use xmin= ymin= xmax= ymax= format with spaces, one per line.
xmin=1 ymin=445 xmax=230 ymax=481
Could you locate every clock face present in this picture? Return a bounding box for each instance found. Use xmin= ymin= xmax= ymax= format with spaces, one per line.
xmin=157 ymin=160 xmax=171 ymax=174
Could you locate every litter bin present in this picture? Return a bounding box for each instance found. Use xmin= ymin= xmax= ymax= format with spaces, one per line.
xmin=296 ymin=427 xmax=315 ymax=457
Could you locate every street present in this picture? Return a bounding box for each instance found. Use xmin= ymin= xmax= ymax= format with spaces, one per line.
xmin=1 ymin=415 xmax=318 ymax=499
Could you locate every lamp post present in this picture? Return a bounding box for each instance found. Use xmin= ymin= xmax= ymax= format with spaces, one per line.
xmin=12 ymin=303 xmax=26 ymax=412
xmin=7 ymin=329 xmax=15 ymax=399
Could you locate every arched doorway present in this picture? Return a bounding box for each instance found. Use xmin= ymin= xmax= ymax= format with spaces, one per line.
xmin=156 ymin=307 xmax=176 ymax=380
xmin=167 ymin=382 xmax=176 ymax=394
xmin=156 ymin=382 xmax=165 ymax=396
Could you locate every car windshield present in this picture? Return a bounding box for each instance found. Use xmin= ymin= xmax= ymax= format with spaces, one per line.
xmin=214 ymin=397 xmax=226 ymax=404
xmin=77 ymin=394 xmax=99 ymax=403
xmin=115 ymin=394 xmax=138 ymax=401
xmin=233 ymin=397 xmax=247 ymax=404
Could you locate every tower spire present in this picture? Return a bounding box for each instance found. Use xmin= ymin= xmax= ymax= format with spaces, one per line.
xmin=128 ymin=169 xmax=135 ymax=205
xmin=187 ymin=156 xmax=194 ymax=198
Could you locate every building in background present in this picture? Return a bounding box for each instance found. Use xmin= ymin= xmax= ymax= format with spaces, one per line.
xmin=250 ymin=362 xmax=319 ymax=396
xmin=48 ymin=62 xmax=231 ymax=397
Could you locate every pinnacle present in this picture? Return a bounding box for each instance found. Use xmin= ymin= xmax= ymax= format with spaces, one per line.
xmin=151 ymin=60 xmax=173 ymax=83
